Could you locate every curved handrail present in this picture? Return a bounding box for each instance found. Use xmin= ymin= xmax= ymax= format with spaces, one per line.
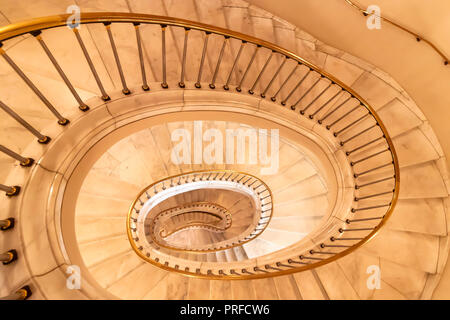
xmin=343 ymin=0 xmax=449 ymax=66
xmin=152 ymin=202 xmax=232 ymax=245
xmin=129 ymin=170 xmax=273 ymax=254
xmin=0 ymin=12 xmax=399 ymax=279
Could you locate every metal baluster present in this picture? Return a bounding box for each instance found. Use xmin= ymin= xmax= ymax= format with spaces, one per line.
xmin=355 ymin=190 xmax=394 ymax=201
xmin=350 ymin=148 xmax=390 ymax=166
xmin=73 ymin=28 xmax=110 ymax=101
xmin=346 ymin=136 xmax=384 ymax=155
xmin=325 ymin=105 xmax=361 ymax=130
xmin=261 ymin=56 xmax=288 ymax=98
xmin=355 ymin=176 xmax=395 ymax=189
xmin=346 ymin=216 xmax=384 ymax=223
xmin=340 ymin=124 xmax=377 ymax=144
xmin=287 ymin=259 xmax=309 ymax=265
xmin=195 ymin=31 xmax=211 ymax=88
xmin=241 ymin=269 xmax=254 ymax=275
xmin=264 ymin=265 xmax=281 ymax=271
xmin=0 ymin=45 xmax=69 ymax=125
xmin=299 ymin=255 xmax=322 ymax=261
xmin=31 ymin=31 xmax=89 ymax=111
xmin=0 ymin=218 xmax=14 ymax=231
xmin=210 ymin=36 xmax=229 ymax=89
xmin=309 ymin=250 xmax=334 ymax=255
xmin=320 ymin=243 xmax=351 ymax=248
xmin=300 ymin=81 xmax=333 ymax=115
xmin=330 ymin=236 xmax=363 ymax=241
xmin=179 ymin=28 xmax=190 ymax=88
xmin=236 ymin=45 xmax=260 ymax=92
xmin=354 ymin=162 xmax=393 ymax=178
xmin=0 ymin=184 xmax=20 ymax=197
xmin=160 ymin=25 xmax=169 ymax=89
xmin=309 ymin=89 xmax=343 ymax=119
xmin=249 ymin=50 xmax=274 ymax=94
xmin=254 ymin=267 xmax=269 ymax=273
xmin=0 ymin=100 xmax=50 ymax=144
xmin=317 ymin=95 xmax=353 ymax=124
xmin=224 ymin=40 xmax=246 ymax=90
xmin=0 ymin=286 xmax=32 ymax=300
xmin=281 ymin=69 xmax=310 ymax=106
xmin=339 ymin=227 xmax=374 ymax=232
xmin=276 ymin=262 xmax=295 ymax=268
xmin=290 ymin=76 xmax=322 ymax=110
xmin=134 ymin=23 xmax=149 ymax=91
xmin=0 ymin=145 xmax=34 ymax=167
xmin=351 ymin=204 xmax=390 ymax=212
xmin=104 ymin=23 xmax=130 ymax=95
xmin=0 ymin=249 xmax=17 ymax=265
xmin=333 ymin=113 xmax=369 ymax=136
xmin=271 ymin=63 xmax=299 ymax=102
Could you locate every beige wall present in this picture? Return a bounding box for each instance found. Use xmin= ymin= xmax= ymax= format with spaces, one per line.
xmin=248 ymin=0 xmax=450 ymax=299
xmin=248 ymin=0 xmax=450 ymax=169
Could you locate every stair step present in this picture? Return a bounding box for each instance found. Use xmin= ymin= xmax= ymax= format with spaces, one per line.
xmin=273 ymin=275 xmax=302 ymax=300
xmin=293 ymin=270 xmax=329 ymax=300
xmin=252 ymin=278 xmax=279 ymax=299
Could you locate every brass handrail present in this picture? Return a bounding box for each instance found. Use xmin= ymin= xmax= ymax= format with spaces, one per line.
xmin=344 ymin=0 xmax=449 ymax=66
xmin=0 ymin=12 xmax=400 ymax=279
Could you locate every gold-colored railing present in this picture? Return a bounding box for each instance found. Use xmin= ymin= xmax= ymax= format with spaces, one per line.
xmin=128 ymin=170 xmax=273 ymax=256
xmin=151 ymin=202 xmax=233 ymax=248
xmin=344 ymin=0 xmax=449 ymax=66
xmin=0 ymin=12 xmax=399 ymax=279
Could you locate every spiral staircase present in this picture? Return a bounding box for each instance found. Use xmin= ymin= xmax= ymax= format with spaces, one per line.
xmin=0 ymin=0 xmax=449 ymax=300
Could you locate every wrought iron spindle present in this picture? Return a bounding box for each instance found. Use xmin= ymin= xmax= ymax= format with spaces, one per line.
xmin=0 ymin=46 xmax=69 ymax=125
xmin=210 ymin=36 xmax=229 ymax=89
xmin=248 ymin=50 xmax=274 ymax=94
xmin=134 ymin=23 xmax=149 ymax=91
xmin=179 ymin=28 xmax=190 ymax=88
xmin=161 ymin=25 xmax=168 ymax=89
xmin=290 ymin=76 xmax=322 ymax=110
xmin=0 ymin=145 xmax=34 ymax=167
xmin=309 ymin=89 xmax=343 ymax=119
xmin=333 ymin=113 xmax=369 ymax=136
xmin=73 ymin=28 xmax=110 ymax=101
xmin=195 ymin=31 xmax=210 ymax=88
xmin=0 ymin=218 xmax=14 ymax=231
xmin=0 ymin=249 xmax=17 ymax=265
xmin=280 ymin=69 xmax=311 ymax=106
xmin=0 ymin=100 xmax=50 ymax=144
xmin=271 ymin=63 xmax=299 ymax=102
xmin=340 ymin=124 xmax=377 ymax=144
xmin=224 ymin=40 xmax=246 ymax=90
xmin=355 ymin=176 xmax=395 ymax=189
xmin=32 ymin=31 xmax=89 ymax=111
xmin=236 ymin=45 xmax=260 ymax=92
xmin=261 ymin=56 xmax=288 ymax=98
xmin=0 ymin=286 xmax=32 ymax=300
xmin=318 ymin=95 xmax=353 ymax=124
xmin=300 ymin=81 xmax=334 ymax=115
xmin=0 ymin=184 xmax=20 ymax=197
xmin=104 ymin=23 xmax=130 ymax=95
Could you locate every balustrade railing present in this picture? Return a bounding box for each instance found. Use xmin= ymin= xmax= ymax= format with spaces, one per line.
xmin=128 ymin=170 xmax=273 ymax=257
xmin=0 ymin=12 xmax=399 ymax=279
